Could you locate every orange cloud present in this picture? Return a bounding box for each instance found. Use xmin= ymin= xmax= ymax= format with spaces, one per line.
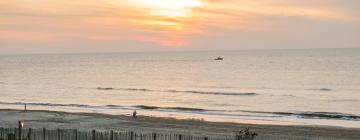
xmin=0 ymin=31 xmax=57 ymax=42
xmin=0 ymin=0 xmax=357 ymax=48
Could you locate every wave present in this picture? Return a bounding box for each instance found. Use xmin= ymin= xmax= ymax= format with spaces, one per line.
xmin=319 ymin=88 xmax=332 ymax=91
xmin=134 ymin=105 xmax=160 ymax=110
xmin=242 ymin=110 xmax=360 ymax=121
xmin=182 ymin=91 xmax=257 ymax=96
xmin=97 ymin=87 xmax=114 ymax=90
xmin=0 ymin=101 xmax=93 ymax=108
xmin=97 ymin=87 xmax=158 ymax=92
xmin=96 ymin=87 xmax=258 ymax=96
xmin=125 ymin=88 xmax=153 ymax=92
xmin=0 ymin=101 xmax=208 ymax=112
xmin=97 ymin=87 xmax=153 ymax=92
xmin=309 ymin=88 xmax=332 ymax=91
xmin=134 ymin=105 xmax=206 ymax=112
xmin=1 ymin=101 xmax=359 ymax=121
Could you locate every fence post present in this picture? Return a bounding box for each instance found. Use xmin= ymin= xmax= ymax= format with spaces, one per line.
xmin=74 ymin=129 xmax=78 ymax=140
xmin=28 ymin=128 xmax=32 ymax=140
xmin=18 ymin=122 xmax=22 ymax=140
xmin=204 ymin=137 xmax=208 ymax=140
xmin=110 ymin=130 xmax=114 ymax=140
xmin=29 ymin=128 xmax=32 ymax=140
xmin=57 ymin=129 xmax=61 ymax=140
xmin=153 ymin=133 xmax=157 ymax=140
xmin=14 ymin=127 xmax=19 ymax=140
xmin=179 ymin=134 xmax=182 ymax=140
xmin=130 ymin=132 xmax=134 ymax=140
xmin=43 ymin=128 xmax=46 ymax=140
xmin=1 ymin=128 xmax=3 ymax=139
xmin=92 ymin=129 xmax=96 ymax=140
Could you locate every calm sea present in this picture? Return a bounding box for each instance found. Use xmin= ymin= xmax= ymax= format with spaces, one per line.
xmin=0 ymin=48 xmax=359 ymax=127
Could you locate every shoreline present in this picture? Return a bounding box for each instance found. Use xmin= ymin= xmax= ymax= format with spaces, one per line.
xmin=1 ymin=102 xmax=359 ymax=128
xmin=0 ymin=109 xmax=359 ymax=139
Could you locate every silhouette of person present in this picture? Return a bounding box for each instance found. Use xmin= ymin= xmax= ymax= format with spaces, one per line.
xmin=132 ymin=110 xmax=137 ymax=118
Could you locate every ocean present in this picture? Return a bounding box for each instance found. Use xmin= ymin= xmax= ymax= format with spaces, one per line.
xmin=0 ymin=48 xmax=359 ymax=128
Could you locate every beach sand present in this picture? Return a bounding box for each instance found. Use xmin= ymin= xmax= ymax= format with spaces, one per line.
xmin=0 ymin=109 xmax=359 ymax=140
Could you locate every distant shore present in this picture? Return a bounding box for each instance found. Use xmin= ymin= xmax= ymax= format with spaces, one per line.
xmin=0 ymin=109 xmax=359 ymax=140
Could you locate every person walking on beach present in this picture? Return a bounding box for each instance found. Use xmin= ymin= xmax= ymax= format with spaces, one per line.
xmin=132 ymin=110 xmax=137 ymax=118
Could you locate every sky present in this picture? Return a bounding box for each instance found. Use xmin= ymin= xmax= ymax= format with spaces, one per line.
xmin=0 ymin=0 xmax=359 ymax=54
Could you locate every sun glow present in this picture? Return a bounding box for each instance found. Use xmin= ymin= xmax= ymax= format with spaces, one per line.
xmin=134 ymin=0 xmax=203 ymax=17
xmin=129 ymin=0 xmax=204 ymax=46
xmin=1 ymin=0 xmax=356 ymax=51
xmin=133 ymin=0 xmax=204 ymax=24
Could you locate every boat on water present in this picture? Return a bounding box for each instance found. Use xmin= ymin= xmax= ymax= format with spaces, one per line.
xmin=214 ymin=57 xmax=223 ymax=60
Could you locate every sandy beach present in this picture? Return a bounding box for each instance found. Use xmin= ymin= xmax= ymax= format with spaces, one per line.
xmin=0 ymin=109 xmax=359 ymax=140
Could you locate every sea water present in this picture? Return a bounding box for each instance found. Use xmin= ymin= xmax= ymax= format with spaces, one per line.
xmin=0 ymin=48 xmax=359 ymax=127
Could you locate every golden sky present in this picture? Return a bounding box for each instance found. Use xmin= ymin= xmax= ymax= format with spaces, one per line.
xmin=0 ymin=0 xmax=359 ymax=53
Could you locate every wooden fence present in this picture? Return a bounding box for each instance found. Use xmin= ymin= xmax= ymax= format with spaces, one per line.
xmin=0 ymin=128 xmax=342 ymax=140
xmin=0 ymin=128 xmax=234 ymax=140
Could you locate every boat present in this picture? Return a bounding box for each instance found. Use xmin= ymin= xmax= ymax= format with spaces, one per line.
xmin=214 ymin=57 xmax=223 ymax=60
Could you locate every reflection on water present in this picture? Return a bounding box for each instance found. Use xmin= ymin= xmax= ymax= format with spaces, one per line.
xmin=0 ymin=49 xmax=360 ymax=127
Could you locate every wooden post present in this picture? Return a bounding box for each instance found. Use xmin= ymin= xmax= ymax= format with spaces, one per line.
xmin=74 ymin=129 xmax=78 ymax=140
xmin=92 ymin=129 xmax=96 ymax=140
xmin=57 ymin=129 xmax=61 ymax=140
xmin=179 ymin=135 xmax=182 ymax=140
xmin=43 ymin=128 xmax=46 ymax=140
xmin=130 ymin=132 xmax=134 ymax=140
xmin=28 ymin=128 xmax=32 ymax=140
xmin=110 ymin=130 xmax=114 ymax=140
xmin=204 ymin=137 xmax=208 ymax=140
xmin=1 ymin=128 xmax=3 ymax=139
xmin=24 ymin=104 xmax=27 ymax=112
xmin=153 ymin=133 xmax=157 ymax=140
xmin=18 ymin=121 xmax=22 ymax=140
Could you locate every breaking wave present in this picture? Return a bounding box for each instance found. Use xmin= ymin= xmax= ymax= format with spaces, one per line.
xmin=134 ymin=105 xmax=206 ymax=112
xmin=242 ymin=110 xmax=360 ymax=121
xmin=0 ymin=101 xmax=207 ymax=112
xmin=1 ymin=101 xmax=359 ymax=121
xmin=96 ymin=87 xmax=258 ymax=96
xmin=0 ymin=101 xmax=93 ymax=108
xmin=309 ymin=88 xmax=332 ymax=91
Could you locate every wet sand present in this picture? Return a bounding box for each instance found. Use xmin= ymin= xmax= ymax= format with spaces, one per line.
xmin=0 ymin=109 xmax=359 ymax=140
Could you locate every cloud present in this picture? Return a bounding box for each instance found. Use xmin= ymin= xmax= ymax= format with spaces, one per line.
xmin=0 ymin=0 xmax=359 ymax=53
xmin=0 ymin=31 xmax=57 ymax=42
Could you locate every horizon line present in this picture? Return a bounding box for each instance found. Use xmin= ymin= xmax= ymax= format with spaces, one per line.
xmin=0 ymin=47 xmax=359 ymax=56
